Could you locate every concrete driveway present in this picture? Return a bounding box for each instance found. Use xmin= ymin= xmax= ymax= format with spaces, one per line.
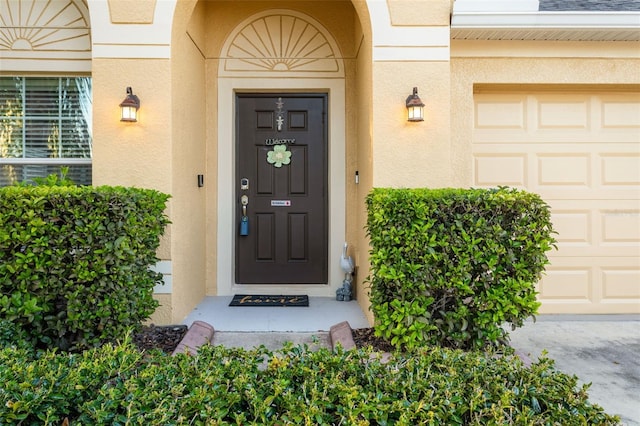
xmin=507 ymin=315 xmax=640 ymax=426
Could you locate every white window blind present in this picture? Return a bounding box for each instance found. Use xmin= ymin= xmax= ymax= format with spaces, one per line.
xmin=0 ymin=77 xmax=92 ymax=186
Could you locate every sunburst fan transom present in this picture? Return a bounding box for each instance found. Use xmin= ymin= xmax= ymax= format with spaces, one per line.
xmin=221 ymin=11 xmax=343 ymax=77
xmin=0 ymin=0 xmax=90 ymax=52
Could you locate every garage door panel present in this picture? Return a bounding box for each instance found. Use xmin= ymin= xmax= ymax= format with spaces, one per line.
xmin=551 ymin=210 xmax=592 ymax=246
xmin=549 ymin=200 xmax=639 ymax=257
xmin=537 ymin=96 xmax=590 ymax=129
xmin=537 ymin=154 xmax=590 ymax=186
xmin=532 ymin=150 xmax=638 ymax=199
xmin=474 ymin=151 xmax=639 ymax=200
xmin=537 ymin=267 xmax=592 ymax=301
xmin=474 ymin=154 xmax=527 ymax=187
xmin=473 ymin=91 xmax=640 ymax=314
xmin=601 ymin=97 xmax=640 ymax=129
xmin=475 ymin=95 xmax=527 ymax=129
xmin=474 ymin=133 xmax=637 ymax=144
xmin=601 ymin=154 xmax=640 ymax=185
xmin=601 ymin=209 xmax=640 ymax=244
xmin=474 ymin=93 xmax=640 ymax=144
xmin=537 ymin=257 xmax=640 ymax=314
xmin=602 ymin=268 xmax=640 ymax=300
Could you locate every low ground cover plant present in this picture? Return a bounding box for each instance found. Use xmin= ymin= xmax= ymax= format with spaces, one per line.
xmin=0 ymin=338 xmax=620 ymax=425
xmin=0 ymin=184 xmax=170 ymax=351
xmin=366 ymin=187 xmax=556 ymax=351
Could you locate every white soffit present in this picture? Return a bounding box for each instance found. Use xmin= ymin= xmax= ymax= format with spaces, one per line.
xmin=454 ymin=0 xmax=540 ymax=12
xmin=451 ymin=1 xmax=640 ymax=41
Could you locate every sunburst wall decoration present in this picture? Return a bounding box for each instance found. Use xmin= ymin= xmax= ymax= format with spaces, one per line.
xmin=0 ymin=0 xmax=90 ymax=52
xmin=220 ymin=10 xmax=343 ymax=77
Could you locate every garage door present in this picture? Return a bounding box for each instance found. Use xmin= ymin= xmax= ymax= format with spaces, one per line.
xmin=473 ymin=91 xmax=640 ymax=314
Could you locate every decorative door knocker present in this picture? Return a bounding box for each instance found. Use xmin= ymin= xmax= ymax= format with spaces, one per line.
xmin=267 ymin=144 xmax=292 ymax=167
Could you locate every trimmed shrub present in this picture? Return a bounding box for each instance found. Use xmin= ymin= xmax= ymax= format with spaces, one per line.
xmin=366 ymin=187 xmax=556 ymax=351
xmin=0 ymin=341 xmax=619 ymax=425
xmin=0 ymin=185 xmax=170 ymax=351
xmin=0 ymin=319 xmax=30 ymax=352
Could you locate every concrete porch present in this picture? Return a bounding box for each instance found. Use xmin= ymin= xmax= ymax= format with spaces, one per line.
xmin=181 ymin=296 xmax=370 ymax=332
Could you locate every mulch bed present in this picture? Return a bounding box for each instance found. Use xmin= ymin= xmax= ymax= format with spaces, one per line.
xmin=351 ymin=327 xmax=396 ymax=353
xmin=132 ymin=324 xmax=188 ymax=354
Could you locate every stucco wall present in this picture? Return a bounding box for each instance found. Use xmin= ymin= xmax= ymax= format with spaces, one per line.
xmin=372 ymin=61 xmax=452 ymax=188
xmin=204 ymin=59 xmax=219 ymax=297
xmin=92 ymin=58 xmax=173 ymax=194
xmin=91 ymin=58 xmax=173 ymax=256
xmin=167 ymin=3 xmax=208 ymax=323
xmin=353 ymin=10 xmax=375 ymax=324
xmin=352 ymin=0 xmax=453 ymax=325
xmin=150 ymin=294 xmax=173 ymax=325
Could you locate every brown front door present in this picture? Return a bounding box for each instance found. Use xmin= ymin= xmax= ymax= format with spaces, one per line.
xmin=235 ymin=94 xmax=328 ymax=284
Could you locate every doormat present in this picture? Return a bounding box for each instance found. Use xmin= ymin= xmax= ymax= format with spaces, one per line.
xmin=229 ymin=294 xmax=309 ymax=307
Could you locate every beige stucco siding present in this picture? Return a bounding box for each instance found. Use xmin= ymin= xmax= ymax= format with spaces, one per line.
xmin=92 ymin=58 xmax=172 ymax=193
xmin=352 ymin=3 xmax=374 ymax=324
xmin=372 ymin=61 xmax=452 ymax=188
xmin=168 ymin=5 xmax=208 ymax=323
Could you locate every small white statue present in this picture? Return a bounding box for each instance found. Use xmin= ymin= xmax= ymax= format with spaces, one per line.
xmin=340 ymin=242 xmax=355 ymax=281
xmin=337 ymin=242 xmax=355 ymax=301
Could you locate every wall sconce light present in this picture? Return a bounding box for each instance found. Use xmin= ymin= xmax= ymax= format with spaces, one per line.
xmin=119 ymin=87 xmax=140 ymax=122
xmin=406 ymin=87 xmax=424 ymax=122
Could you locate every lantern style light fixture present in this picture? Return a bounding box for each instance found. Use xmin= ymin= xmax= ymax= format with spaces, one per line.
xmin=119 ymin=87 xmax=140 ymax=122
xmin=405 ymin=87 xmax=424 ymax=122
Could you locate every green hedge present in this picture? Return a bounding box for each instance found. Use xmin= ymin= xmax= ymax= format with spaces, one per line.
xmin=0 ymin=340 xmax=619 ymax=425
xmin=366 ymin=187 xmax=556 ymax=351
xmin=0 ymin=185 xmax=170 ymax=351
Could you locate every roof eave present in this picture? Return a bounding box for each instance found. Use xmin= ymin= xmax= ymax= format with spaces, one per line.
xmin=451 ymin=11 xmax=640 ymax=41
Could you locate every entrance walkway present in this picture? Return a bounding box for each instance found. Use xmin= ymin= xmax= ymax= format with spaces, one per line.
xmin=182 ymin=296 xmax=370 ymax=332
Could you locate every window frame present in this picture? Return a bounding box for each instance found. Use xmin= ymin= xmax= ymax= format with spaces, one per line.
xmin=0 ymin=76 xmax=92 ymax=185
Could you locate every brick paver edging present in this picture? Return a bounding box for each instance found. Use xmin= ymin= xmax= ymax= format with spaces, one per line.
xmin=171 ymin=320 xmax=215 ymax=355
xmin=330 ymin=321 xmax=393 ymax=364
xmin=329 ymin=321 xmax=357 ymax=351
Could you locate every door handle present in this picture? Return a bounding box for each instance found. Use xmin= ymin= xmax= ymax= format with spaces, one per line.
xmin=240 ymin=195 xmax=249 ymax=236
xmin=241 ymin=195 xmax=249 ymax=212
